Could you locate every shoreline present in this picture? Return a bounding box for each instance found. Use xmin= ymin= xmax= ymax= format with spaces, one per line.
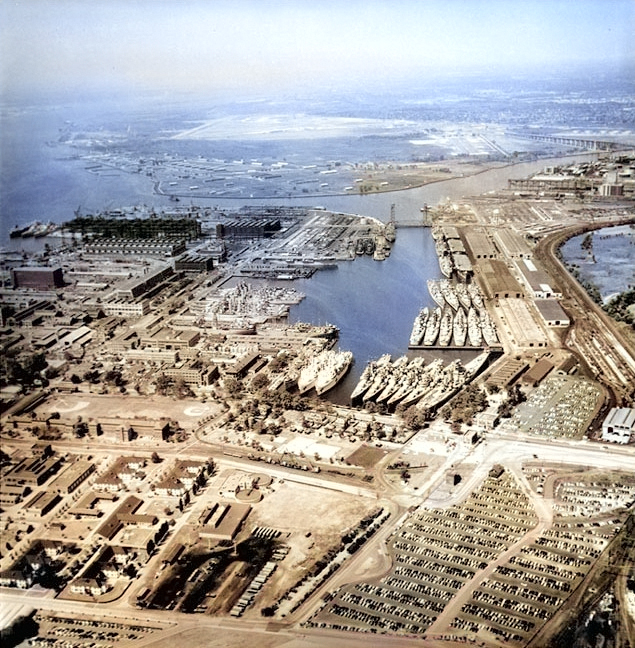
xmin=153 ymin=149 xmax=605 ymax=202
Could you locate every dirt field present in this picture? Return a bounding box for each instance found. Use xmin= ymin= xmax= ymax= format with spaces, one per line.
xmin=250 ymin=481 xmax=374 ymax=537
xmin=355 ymin=159 xmax=507 ymax=195
xmin=345 ymin=444 xmax=390 ymax=468
xmin=247 ymin=480 xmax=378 ymax=609
xmin=38 ymin=393 xmax=223 ymax=431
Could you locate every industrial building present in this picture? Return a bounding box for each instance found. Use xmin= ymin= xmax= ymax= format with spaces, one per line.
xmin=198 ymin=501 xmax=252 ymax=542
xmin=174 ymin=253 xmax=214 ymax=272
xmin=11 ymin=267 xmax=64 ymax=290
xmin=535 ymin=299 xmax=571 ymax=327
xmin=601 ymin=407 xmax=635 ymax=444
xmin=162 ymin=360 xmax=219 ymax=387
xmin=478 ymin=259 xmax=524 ymax=299
xmin=216 ymin=218 xmax=281 ymax=239
xmin=83 ymin=239 xmax=186 ymax=258
xmin=114 ymin=265 xmax=174 ymax=299
xmin=103 ymin=299 xmax=150 ymax=317
xmin=140 ymin=327 xmax=200 ymax=350
xmin=522 ymin=358 xmax=554 ymax=387
xmin=48 ymin=460 xmax=96 ymax=495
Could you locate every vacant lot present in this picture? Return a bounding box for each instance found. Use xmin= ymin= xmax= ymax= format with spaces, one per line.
xmin=346 ymin=444 xmax=390 ymax=468
xmin=38 ymin=393 xmax=223 ymax=431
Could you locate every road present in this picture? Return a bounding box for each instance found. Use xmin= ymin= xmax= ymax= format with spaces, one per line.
xmin=2 ymin=411 xmax=634 ymax=648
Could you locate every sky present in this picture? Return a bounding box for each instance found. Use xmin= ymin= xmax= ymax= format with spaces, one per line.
xmin=1 ymin=0 xmax=634 ymax=100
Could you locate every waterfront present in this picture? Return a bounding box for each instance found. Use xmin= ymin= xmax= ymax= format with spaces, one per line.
xmin=0 ymin=98 xmax=600 ymax=244
xmin=560 ymin=223 xmax=635 ymax=302
xmin=289 ymin=227 xmax=440 ymax=402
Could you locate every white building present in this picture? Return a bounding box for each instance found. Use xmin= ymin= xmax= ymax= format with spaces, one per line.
xmin=602 ymin=407 xmax=635 ymax=444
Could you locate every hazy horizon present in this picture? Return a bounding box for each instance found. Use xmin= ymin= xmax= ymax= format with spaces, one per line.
xmin=2 ymin=0 xmax=634 ymax=105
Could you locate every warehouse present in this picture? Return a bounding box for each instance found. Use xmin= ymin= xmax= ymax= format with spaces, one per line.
xmin=602 ymin=408 xmax=635 ymax=444
xmin=535 ymin=299 xmax=570 ymax=327
xmin=11 ymin=267 xmax=64 ymax=290
xmin=479 ymin=259 xmax=524 ymax=299
xmin=515 ymin=258 xmax=561 ymax=299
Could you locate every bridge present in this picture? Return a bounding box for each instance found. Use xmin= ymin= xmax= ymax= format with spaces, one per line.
xmin=511 ymin=132 xmax=623 ymax=151
xmin=394 ymin=204 xmax=433 ymax=228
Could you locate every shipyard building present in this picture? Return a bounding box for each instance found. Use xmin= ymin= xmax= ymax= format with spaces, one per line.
xmin=216 ymin=219 xmax=281 ymax=239
xmin=11 ymin=267 xmax=64 ymax=290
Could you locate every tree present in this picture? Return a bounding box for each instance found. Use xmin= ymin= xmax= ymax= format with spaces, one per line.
xmin=155 ymin=374 xmax=171 ymax=395
xmin=402 ymin=406 xmax=428 ymax=430
xmin=23 ymin=352 xmax=47 ymax=378
xmin=151 ymin=452 xmax=161 ymax=464
xmin=251 ymin=373 xmax=269 ymax=391
xmin=104 ymin=369 xmax=124 ymax=386
xmin=223 ymin=376 xmax=240 ymax=393
xmin=174 ymin=378 xmax=193 ymax=399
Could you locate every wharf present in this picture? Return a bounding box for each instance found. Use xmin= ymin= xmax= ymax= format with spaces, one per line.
xmin=408 ymin=344 xmax=503 ymax=352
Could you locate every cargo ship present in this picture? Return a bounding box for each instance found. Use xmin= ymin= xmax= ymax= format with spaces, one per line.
xmin=298 ymin=349 xmax=353 ymax=395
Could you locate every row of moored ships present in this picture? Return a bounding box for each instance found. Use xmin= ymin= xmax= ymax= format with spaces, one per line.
xmin=409 ymin=279 xmax=499 ymax=347
xmin=350 ymin=351 xmax=490 ymax=412
xmin=266 ymin=348 xmax=353 ymax=396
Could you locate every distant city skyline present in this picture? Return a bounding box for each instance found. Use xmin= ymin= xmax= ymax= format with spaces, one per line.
xmin=1 ymin=0 xmax=634 ymax=101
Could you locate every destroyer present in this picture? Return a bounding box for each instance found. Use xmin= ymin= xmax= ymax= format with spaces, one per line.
xmin=453 ymin=306 xmax=467 ymax=347
xmin=427 ymin=280 xmax=445 ymax=308
xmin=467 ymin=307 xmax=483 ymax=347
xmin=439 ymin=279 xmax=460 ymax=311
xmin=438 ymin=308 xmax=454 ymax=346
xmin=350 ymin=354 xmax=391 ymax=402
xmin=423 ymin=306 xmax=442 ymax=346
xmin=409 ymin=307 xmax=429 ymax=346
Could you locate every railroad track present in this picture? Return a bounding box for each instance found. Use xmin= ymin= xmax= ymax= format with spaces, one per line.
xmin=534 ymin=217 xmax=635 ymax=405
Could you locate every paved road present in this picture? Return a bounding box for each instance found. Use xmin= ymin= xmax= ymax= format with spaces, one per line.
xmin=2 ymin=417 xmax=634 ymax=647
